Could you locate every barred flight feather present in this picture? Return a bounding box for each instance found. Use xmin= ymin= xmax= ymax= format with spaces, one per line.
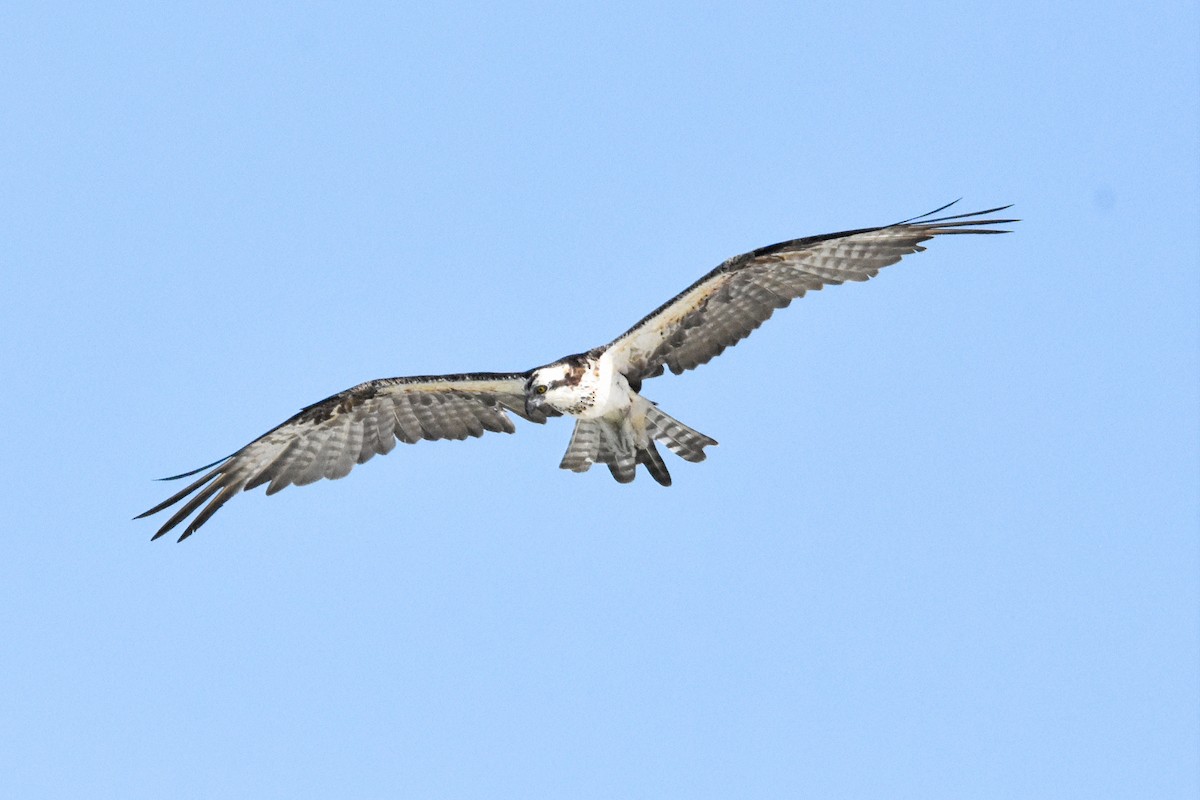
xmin=139 ymin=202 xmax=1014 ymax=539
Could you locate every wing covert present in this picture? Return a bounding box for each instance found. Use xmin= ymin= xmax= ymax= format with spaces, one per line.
xmin=605 ymin=204 xmax=1015 ymax=382
xmin=137 ymin=372 xmax=544 ymax=541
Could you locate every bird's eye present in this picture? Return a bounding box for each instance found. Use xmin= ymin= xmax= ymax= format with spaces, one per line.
xmin=535 ymin=385 xmax=548 ymax=394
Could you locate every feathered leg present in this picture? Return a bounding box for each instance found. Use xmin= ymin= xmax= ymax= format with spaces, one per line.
xmin=557 ymin=398 xmax=716 ymax=485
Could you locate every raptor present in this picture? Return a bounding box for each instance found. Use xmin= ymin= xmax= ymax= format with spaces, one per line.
xmin=138 ymin=202 xmax=1015 ymax=540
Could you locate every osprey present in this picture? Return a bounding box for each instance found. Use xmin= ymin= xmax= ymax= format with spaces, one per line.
xmin=139 ymin=202 xmax=1015 ymax=540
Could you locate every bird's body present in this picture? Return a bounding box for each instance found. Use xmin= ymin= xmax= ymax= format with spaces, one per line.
xmin=527 ymin=349 xmax=716 ymax=486
xmin=139 ymin=202 xmax=1016 ymax=540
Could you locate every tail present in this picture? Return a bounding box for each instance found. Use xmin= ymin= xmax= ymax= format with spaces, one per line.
xmin=642 ymin=404 xmax=718 ymax=465
xmin=558 ymin=402 xmax=717 ymax=486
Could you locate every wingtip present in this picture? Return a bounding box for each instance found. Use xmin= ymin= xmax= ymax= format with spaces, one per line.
xmin=899 ymin=201 xmax=1017 ymax=227
xmin=967 ymin=203 xmax=1016 ymax=217
xmin=155 ymin=454 xmax=232 ymax=481
xmin=899 ymin=199 xmax=960 ymax=224
xmin=146 ymin=516 xmax=196 ymax=542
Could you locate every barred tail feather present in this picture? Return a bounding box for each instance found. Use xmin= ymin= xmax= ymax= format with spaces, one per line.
xmin=643 ymin=405 xmax=718 ymax=463
xmin=607 ymin=445 xmax=638 ymax=484
xmin=559 ymin=420 xmax=601 ymax=473
xmin=595 ymin=421 xmax=638 ymax=484
xmin=557 ymin=403 xmax=715 ymax=486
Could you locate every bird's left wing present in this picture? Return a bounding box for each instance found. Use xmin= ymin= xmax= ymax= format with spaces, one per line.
xmin=605 ymin=203 xmax=1016 ymax=383
xmin=137 ymin=372 xmax=543 ymax=541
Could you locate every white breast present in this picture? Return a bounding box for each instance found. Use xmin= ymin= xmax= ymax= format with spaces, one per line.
xmin=575 ymin=352 xmax=635 ymax=420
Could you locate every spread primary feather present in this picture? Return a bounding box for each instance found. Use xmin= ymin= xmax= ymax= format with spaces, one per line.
xmin=137 ymin=202 xmax=1016 ymax=540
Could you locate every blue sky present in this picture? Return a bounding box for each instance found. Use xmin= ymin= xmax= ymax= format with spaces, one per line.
xmin=2 ymin=1 xmax=1197 ymax=797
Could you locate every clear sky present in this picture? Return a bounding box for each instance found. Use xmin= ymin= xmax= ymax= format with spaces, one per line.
xmin=2 ymin=2 xmax=1197 ymax=797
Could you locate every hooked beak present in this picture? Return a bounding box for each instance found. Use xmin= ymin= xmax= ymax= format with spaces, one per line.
xmin=525 ymin=393 xmax=544 ymax=419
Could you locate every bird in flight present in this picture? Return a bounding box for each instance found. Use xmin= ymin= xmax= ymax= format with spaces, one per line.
xmin=138 ymin=202 xmax=1016 ymax=541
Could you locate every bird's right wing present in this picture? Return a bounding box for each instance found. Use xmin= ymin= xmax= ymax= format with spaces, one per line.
xmin=136 ymin=372 xmax=546 ymax=541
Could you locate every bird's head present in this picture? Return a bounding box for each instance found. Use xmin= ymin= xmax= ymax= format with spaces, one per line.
xmin=525 ymin=357 xmax=591 ymax=417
